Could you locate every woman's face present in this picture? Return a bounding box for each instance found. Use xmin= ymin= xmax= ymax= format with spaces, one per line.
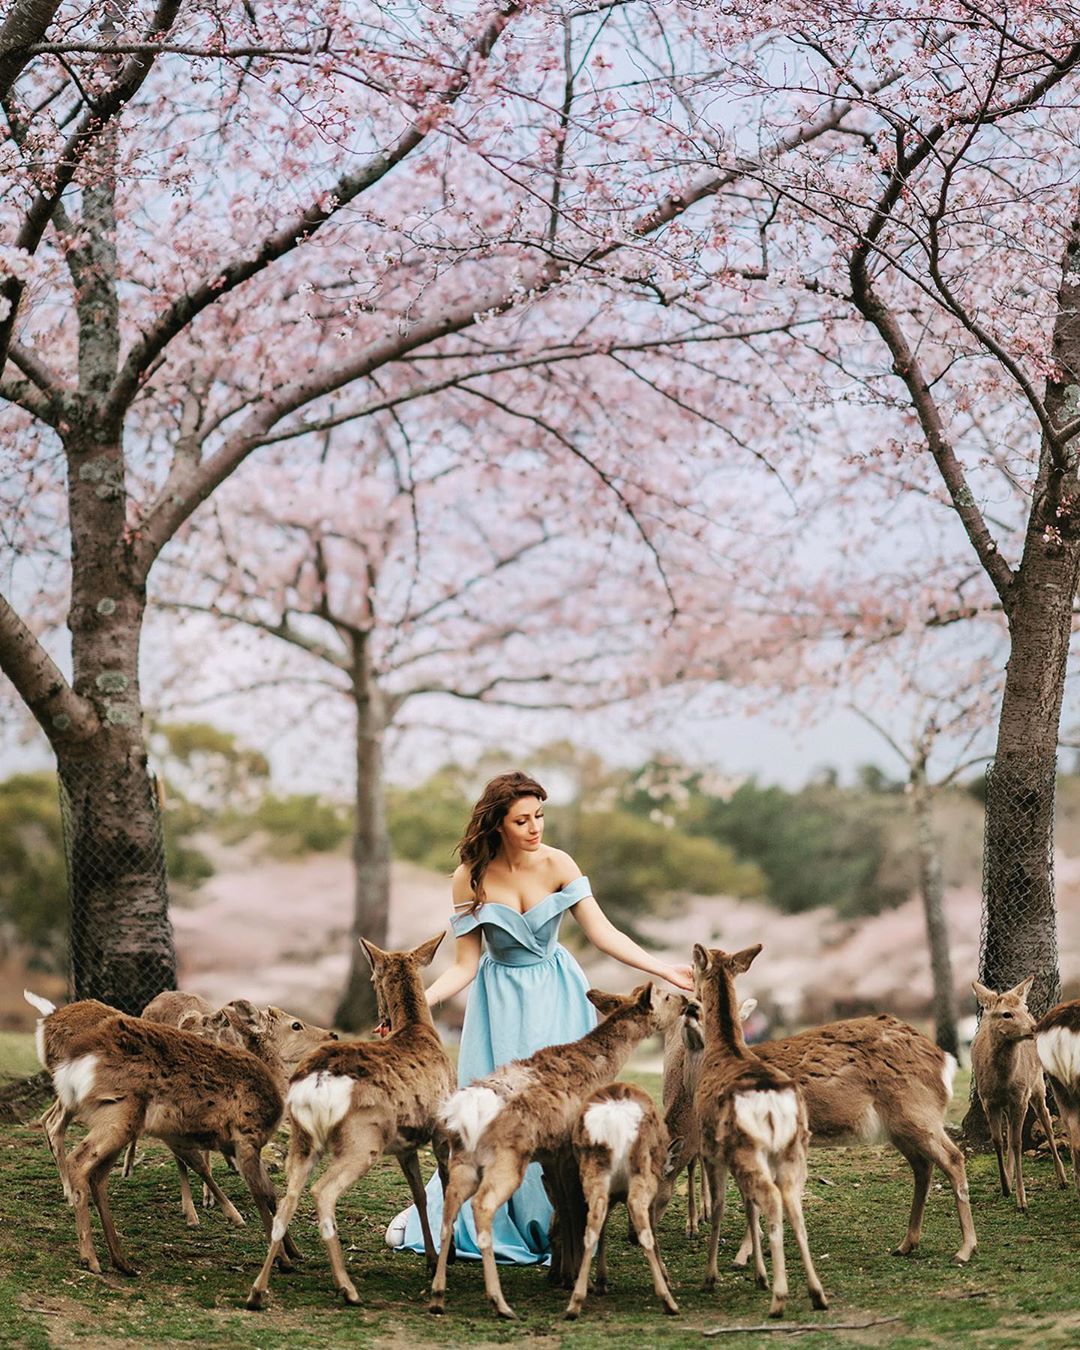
xmin=499 ymin=795 xmax=544 ymax=853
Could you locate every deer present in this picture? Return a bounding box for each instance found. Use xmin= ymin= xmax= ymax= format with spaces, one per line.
xmin=1036 ymin=997 xmax=1080 ymax=1194
xmin=121 ymin=994 xmax=337 ymax=1223
xmin=971 ymin=978 xmax=1067 ymax=1210
xmin=692 ymin=944 xmax=827 ymax=1319
xmin=38 ymin=1006 xmax=301 ymax=1276
xmin=682 ymin=996 xmax=978 ymax=1267
xmin=245 ymin=933 xmax=454 ymax=1311
xmin=565 ymin=1078 xmax=679 ymax=1320
xmin=24 ymin=991 xmax=121 ymax=1203
xmin=428 ymin=981 xmax=665 ymax=1321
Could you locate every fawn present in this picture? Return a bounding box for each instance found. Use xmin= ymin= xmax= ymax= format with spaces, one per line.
xmin=971 ymin=978 xmax=1067 ymax=1209
xmin=245 ymin=933 xmax=454 ymax=1310
xmin=428 ymin=982 xmax=664 ymax=1320
xmin=1035 ymin=997 xmax=1080 ymax=1194
xmin=693 ymin=944 xmax=827 ymax=1319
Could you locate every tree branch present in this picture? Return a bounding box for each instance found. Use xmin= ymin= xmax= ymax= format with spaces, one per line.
xmin=0 ymin=589 xmax=99 ymax=748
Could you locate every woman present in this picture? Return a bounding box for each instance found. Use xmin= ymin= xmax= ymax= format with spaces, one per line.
xmin=389 ymin=769 xmax=694 ymax=1264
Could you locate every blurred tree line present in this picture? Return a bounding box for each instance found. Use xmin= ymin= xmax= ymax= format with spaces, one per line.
xmin=2 ymin=729 xmax=999 ymax=973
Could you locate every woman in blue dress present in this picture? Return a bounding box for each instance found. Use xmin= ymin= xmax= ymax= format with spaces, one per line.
xmin=389 ymin=769 xmax=694 ymax=1264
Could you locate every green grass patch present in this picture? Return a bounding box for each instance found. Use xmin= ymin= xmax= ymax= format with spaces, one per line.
xmin=0 ymin=1064 xmax=1076 ymax=1349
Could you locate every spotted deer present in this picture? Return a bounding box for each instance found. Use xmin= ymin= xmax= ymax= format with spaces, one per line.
xmin=38 ymin=1008 xmax=299 ymax=1276
xmin=1036 ymin=998 xmax=1080 ymax=1193
xmin=565 ymin=1078 xmax=679 ymax=1319
xmin=428 ymin=982 xmax=665 ymax=1321
xmin=971 ymin=978 xmax=1067 ymax=1210
xmin=121 ymin=994 xmax=337 ymax=1222
xmin=245 ymin=934 xmax=454 ymax=1311
xmin=693 ymin=944 xmax=827 ymax=1319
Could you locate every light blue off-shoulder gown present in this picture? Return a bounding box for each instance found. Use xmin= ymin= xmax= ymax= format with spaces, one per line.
xmin=395 ymin=874 xmax=597 ymax=1263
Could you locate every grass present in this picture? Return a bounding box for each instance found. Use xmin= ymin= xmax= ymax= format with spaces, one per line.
xmin=2 ymin=1041 xmax=1077 ymax=1349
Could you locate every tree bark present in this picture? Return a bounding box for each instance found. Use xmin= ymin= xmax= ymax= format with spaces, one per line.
xmin=334 ymin=632 xmax=393 ymax=1030
xmin=909 ymin=771 xmax=958 ymax=1059
xmin=963 ymin=210 xmax=1080 ymax=1140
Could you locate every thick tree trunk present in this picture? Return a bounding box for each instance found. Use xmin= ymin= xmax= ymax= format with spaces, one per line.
xmin=964 ymin=212 xmax=1080 ymax=1139
xmin=910 ymin=773 xmax=958 ymax=1059
xmin=334 ymin=635 xmax=393 ymax=1030
xmin=60 ymin=413 xmax=176 ymax=1012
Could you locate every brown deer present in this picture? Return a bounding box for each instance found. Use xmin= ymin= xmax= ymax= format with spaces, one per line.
xmin=122 ymin=994 xmax=336 ymax=1222
xmin=42 ymin=1010 xmax=299 ymax=1276
xmin=25 ymin=991 xmax=121 ymax=1202
xmin=971 ymin=978 xmax=1067 ymax=1210
xmin=587 ymin=986 xmax=711 ymax=1236
xmin=1036 ymin=998 xmax=1080 ymax=1193
xmin=565 ymin=1080 xmax=679 ymax=1320
xmin=245 ymin=933 xmax=453 ymax=1311
xmin=695 ymin=1005 xmax=978 ymax=1266
xmin=693 ymin=944 xmax=827 ymax=1319
xmin=428 ymin=982 xmax=664 ymax=1321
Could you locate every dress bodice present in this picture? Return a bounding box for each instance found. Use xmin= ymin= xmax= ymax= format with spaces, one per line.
xmin=450 ymin=875 xmax=592 ymax=967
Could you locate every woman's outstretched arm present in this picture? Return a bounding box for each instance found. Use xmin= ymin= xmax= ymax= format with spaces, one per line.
xmin=425 ymin=930 xmax=482 ymax=1008
xmin=570 ymin=894 xmax=694 ymax=991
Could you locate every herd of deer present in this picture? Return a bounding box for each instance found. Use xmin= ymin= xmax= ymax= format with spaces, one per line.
xmin=22 ymin=934 xmax=1080 ymax=1322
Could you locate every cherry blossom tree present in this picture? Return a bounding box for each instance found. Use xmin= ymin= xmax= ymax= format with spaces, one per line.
xmin=154 ymin=437 xmax=671 ymax=1026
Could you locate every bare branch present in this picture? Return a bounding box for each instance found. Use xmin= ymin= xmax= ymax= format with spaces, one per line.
xmin=0 ymin=589 xmax=99 ymax=747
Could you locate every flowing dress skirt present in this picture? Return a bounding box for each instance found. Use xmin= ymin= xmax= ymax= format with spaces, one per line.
xmin=396 ymin=943 xmax=596 ymax=1262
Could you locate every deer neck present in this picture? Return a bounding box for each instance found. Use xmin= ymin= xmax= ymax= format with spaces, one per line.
xmin=385 ymin=974 xmax=435 ymax=1035
xmin=580 ymin=1007 xmax=651 ymax=1082
xmin=701 ymin=971 xmax=750 ymax=1061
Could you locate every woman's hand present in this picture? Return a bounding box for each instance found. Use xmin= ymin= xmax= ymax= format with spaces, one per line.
xmin=663 ymin=964 xmax=695 ymax=992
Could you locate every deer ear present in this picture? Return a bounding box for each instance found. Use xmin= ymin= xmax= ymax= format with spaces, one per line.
xmin=731 ymin=944 xmax=762 ymax=974
xmin=664 ymin=1138 xmax=684 ymax=1177
xmin=177 ymin=1009 xmax=204 ymax=1032
xmin=587 ymin=989 xmax=622 ymax=1016
xmin=635 ymin=982 xmax=655 ymax=1011
xmin=1010 ymin=975 xmax=1035 ymax=1004
xmin=359 ymin=938 xmax=387 ymax=970
xmin=681 ymin=1008 xmax=705 ymax=1054
xmin=412 ymin=932 xmax=445 ymax=967
xmin=739 ymin=998 xmax=758 ymax=1022
xmin=224 ymin=999 xmax=261 ymax=1033
xmin=972 ymin=981 xmax=995 ymax=1008
xmin=692 ymin=944 xmax=710 ymax=974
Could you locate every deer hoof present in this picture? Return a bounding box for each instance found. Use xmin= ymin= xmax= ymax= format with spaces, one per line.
xmin=564 ymin=1308 xmax=580 ymax=1321
xmin=112 ymin=1259 xmax=139 ymax=1278
xmin=428 ymin=1298 xmax=445 ymax=1316
xmin=663 ymin=1300 xmax=680 ymax=1316
xmin=810 ymin=1289 xmax=828 ymax=1311
xmin=338 ymin=1284 xmax=361 ymax=1306
xmin=755 ymin=1274 xmax=768 ymax=1290
xmin=245 ymin=1289 xmax=269 ymax=1312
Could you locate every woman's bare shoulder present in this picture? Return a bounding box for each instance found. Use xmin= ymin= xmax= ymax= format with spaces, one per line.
xmin=450 ymin=864 xmax=474 ymax=910
xmin=545 ymin=846 xmax=582 ymax=884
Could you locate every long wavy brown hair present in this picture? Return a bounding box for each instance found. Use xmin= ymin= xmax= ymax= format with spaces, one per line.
xmin=458 ymin=771 xmax=548 ymax=914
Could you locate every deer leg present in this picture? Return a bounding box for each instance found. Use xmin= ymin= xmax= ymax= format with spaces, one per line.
xmin=41 ymin=1098 xmax=75 ymax=1204
xmin=1033 ymin=1086 xmax=1068 ymax=1187
xmin=596 ymin=1213 xmax=609 ymax=1292
xmin=429 ymin=1158 xmax=480 ymax=1314
xmin=1010 ymin=1101 xmax=1028 ymax=1212
xmin=232 ymin=1139 xmax=298 ymax=1273
xmin=746 ymin=1195 xmax=768 ymax=1291
xmin=733 ymin=1216 xmax=755 ymax=1268
xmin=778 ymin=1171 xmax=826 ymax=1311
xmin=173 ymin=1151 xmax=200 ymax=1227
xmin=702 ymin=1158 xmax=727 ymax=1291
xmin=311 ymin=1125 xmax=381 ymax=1306
xmin=986 ymin=1105 xmax=1010 ymax=1196
xmin=628 ymin=1175 xmax=679 ymax=1316
xmin=171 ymin=1143 xmax=244 ymax=1226
xmin=246 ymin=1129 xmax=317 ymax=1311
xmin=701 ymin=1154 xmax=713 ymax=1220
xmin=685 ymin=1156 xmax=698 ymax=1236
xmin=757 ymin=1180 xmax=788 ymax=1319
xmin=120 ymin=1138 xmax=137 ymax=1179
xmin=565 ymin=1175 xmax=609 ymax=1320
xmin=922 ymin=1128 xmax=977 ymax=1263
xmin=472 ymin=1152 xmax=529 ymax=1319
xmin=398 ymin=1150 xmax=437 ymax=1276
xmin=87 ymin=1149 xmax=138 ymax=1277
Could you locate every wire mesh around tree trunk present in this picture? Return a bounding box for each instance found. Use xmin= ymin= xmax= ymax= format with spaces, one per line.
xmin=978 ymin=754 xmax=1060 ymax=1018
xmin=57 ymin=760 xmax=176 ymax=1014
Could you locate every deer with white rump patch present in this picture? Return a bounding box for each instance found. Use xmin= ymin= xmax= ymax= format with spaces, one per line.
xmin=715 ymin=1005 xmax=979 ymax=1267
xmin=565 ymin=1076 xmax=679 ymax=1319
xmin=693 ymin=944 xmax=826 ymax=1319
xmin=428 ymin=981 xmax=664 ymax=1320
xmin=1036 ymin=998 xmax=1080 ymax=1193
xmin=245 ymin=933 xmax=454 ymax=1311
xmin=38 ymin=1005 xmax=298 ymax=1276
xmin=971 ymin=978 xmax=1067 ymax=1209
